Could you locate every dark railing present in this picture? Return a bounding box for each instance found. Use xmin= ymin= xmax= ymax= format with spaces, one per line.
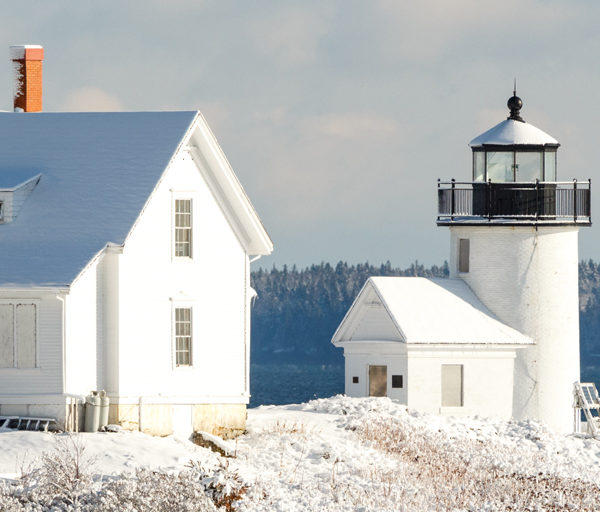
xmin=437 ymin=179 xmax=591 ymax=225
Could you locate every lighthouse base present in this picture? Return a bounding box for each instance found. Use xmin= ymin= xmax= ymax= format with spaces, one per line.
xmin=448 ymin=225 xmax=580 ymax=434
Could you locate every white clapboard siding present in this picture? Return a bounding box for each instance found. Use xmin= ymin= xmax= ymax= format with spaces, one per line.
xmin=0 ymin=305 xmax=14 ymax=367
xmin=16 ymin=304 xmax=36 ymax=369
xmin=95 ymin=254 xmax=105 ymax=395
xmin=110 ymin=149 xmax=248 ymax=401
xmin=406 ymin=346 xmax=517 ymax=419
xmin=64 ymin=256 xmax=102 ymax=395
xmin=0 ymin=294 xmax=63 ymax=395
xmin=348 ymin=305 xmax=402 ymax=342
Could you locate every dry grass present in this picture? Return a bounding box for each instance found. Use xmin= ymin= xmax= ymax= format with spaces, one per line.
xmin=262 ymin=419 xmax=319 ymax=439
xmin=355 ymin=418 xmax=600 ymax=511
xmin=0 ymin=436 xmax=246 ymax=511
xmin=265 ymin=419 xmax=310 ymax=436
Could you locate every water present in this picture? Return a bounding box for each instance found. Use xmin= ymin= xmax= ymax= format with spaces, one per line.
xmin=249 ymin=364 xmax=344 ymax=408
xmin=581 ymin=364 xmax=600 ymax=387
xmin=249 ymin=363 xmax=600 ymax=409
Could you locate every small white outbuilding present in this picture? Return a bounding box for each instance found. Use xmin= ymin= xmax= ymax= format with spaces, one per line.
xmin=0 ymin=47 xmax=273 ymax=436
xmin=332 ymin=277 xmax=532 ymax=419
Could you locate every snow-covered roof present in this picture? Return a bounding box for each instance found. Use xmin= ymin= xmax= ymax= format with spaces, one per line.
xmin=0 ymin=169 xmax=40 ymax=189
xmin=469 ymin=119 xmax=558 ymax=147
xmin=0 ymin=111 xmax=272 ymax=286
xmin=332 ymin=277 xmax=532 ymax=345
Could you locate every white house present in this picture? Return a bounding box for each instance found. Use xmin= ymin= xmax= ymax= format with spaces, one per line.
xmin=333 ymin=92 xmax=591 ymax=432
xmin=0 ymin=46 xmax=273 ymax=437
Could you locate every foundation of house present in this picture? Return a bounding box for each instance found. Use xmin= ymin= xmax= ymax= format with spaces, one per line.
xmin=108 ymin=402 xmax=246 ymax=438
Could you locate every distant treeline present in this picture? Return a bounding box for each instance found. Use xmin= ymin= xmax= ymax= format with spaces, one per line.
xmin=251 ymin=260 xmax=600 ymax=365
xmin=580 ymin=260 xmax=600 ymax=363
xmin=250 ymin=261 xmax=449 ymax=364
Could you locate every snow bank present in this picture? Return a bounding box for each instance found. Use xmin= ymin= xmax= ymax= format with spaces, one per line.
xmin=0 ymin=429 xmax=220 ymax=480
xmin=2 ymin=396 xmax=600 ymax=510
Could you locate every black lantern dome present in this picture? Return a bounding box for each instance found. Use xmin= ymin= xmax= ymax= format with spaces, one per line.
xmin=469 ymin=94 xmax=559 ymax=183
xmin=507 ymin=93 xmax=524 ymax=122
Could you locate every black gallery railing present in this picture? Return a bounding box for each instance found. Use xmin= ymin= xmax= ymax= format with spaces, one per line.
xmin=437 ymin=179 xmax=591 ymax=223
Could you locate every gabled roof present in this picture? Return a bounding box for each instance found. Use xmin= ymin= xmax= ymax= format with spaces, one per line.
xmin=469 ymin=119 xmax=558 ymax=147
xmin=185 ymin=114 xmax=273 ymax=257
xmin=332 ymin=277 xmax=532 ymax=345
xmin=0 ymin=169 xmax=40 ymax=189
xmin=0 ymin=111 xmax=272 ymax=286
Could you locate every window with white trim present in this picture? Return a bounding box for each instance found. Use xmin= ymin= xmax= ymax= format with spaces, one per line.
xmin=174 ymin=199 xmax=192 ymax=258
xmin=0 ymin=303 xmax=36 ymax=368
xmin=174 ymin=307 xmax=192 ymax=366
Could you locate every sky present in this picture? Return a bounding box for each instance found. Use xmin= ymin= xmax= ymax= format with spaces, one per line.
xmin=1 ymin=0 xmax=599 ymax=269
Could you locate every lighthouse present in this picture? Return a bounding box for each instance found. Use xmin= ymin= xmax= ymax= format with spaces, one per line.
xmin=437 ymin=93 xmax=591 ymax=432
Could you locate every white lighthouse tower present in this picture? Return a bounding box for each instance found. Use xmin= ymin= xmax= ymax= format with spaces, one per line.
xmin=437 ymin=93 xmax=591 ymax=433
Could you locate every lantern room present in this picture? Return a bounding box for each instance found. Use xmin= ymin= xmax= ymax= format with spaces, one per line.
xmin=437 ymin=93 xmax=591 ymax=226
xmin=470 ymin=93 xmax=558 ymax=183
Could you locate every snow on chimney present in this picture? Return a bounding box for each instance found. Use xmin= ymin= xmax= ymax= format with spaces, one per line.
xmin=9 ymin=45 xmax=44 ymax=112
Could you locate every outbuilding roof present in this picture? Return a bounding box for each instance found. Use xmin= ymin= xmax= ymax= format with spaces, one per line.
xmin=332 ymin=277 xmax=533 ymax=345
xmin=469 ymin=119 xmax=558 ymax=147
xmin=0 ymin=111 xmax=272 ymax=286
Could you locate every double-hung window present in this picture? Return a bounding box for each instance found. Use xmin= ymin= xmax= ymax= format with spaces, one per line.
xmin=174 ymin=199 xmax=192 ymax=258
xmin=0 ymin=303 xmax=36 ymax=368
xmin=175 ymin=307 xmax=192 ymax=366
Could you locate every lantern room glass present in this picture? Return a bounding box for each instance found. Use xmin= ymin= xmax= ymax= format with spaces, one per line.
xmin=487 ymin=152 xmax=514 ymax=182
xmin=544 ymin=152 xmax=556 ymax=181
xmin=473 ymin=149 xmax=557 ymax=182
xmin=515 ymin=152 xmax=542 ymax=182
xmin=473 ymin=152 xmax=485 ymax=181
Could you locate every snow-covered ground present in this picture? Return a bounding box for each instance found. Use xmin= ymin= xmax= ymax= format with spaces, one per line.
xmin=2 ymin=396 xmax=600 ymax=510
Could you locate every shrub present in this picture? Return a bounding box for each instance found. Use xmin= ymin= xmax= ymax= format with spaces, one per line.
xmin=0 ymin=434 xmax=250 ymax=512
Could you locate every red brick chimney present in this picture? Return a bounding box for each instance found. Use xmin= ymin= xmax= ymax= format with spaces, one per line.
xmin=9 ymin=45 xmax=44 ymax=112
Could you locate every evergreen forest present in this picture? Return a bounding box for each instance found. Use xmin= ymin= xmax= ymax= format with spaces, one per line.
xmin=250 ymin=260 xmax=600 ymax=367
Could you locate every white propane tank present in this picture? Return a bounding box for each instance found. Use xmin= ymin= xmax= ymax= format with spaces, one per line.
xmin=99 ymin=390 xmax=110 ymax=430
xmin=84 ymin=391 xmax=101 ymax=432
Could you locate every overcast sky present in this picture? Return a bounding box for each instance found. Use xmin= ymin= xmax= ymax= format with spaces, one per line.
xmin=2 ymin=1 xmax=599 ymax=269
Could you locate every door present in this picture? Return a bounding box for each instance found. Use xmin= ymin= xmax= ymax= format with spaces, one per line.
xmin=441 ymin=364 xmax=463 ymax=407
xmin=369 ymin=365 xmax=387 ymax=397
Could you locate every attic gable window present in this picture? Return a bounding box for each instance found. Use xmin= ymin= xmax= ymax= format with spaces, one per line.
xmin=174 ymin=199 xmax=192 ymax=258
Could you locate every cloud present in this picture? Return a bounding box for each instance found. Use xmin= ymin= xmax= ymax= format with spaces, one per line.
xmin=375 ymin=0 xmax=575 ymax=62
xmin=59 ymin=86 xmax=123 ymax=111
xmin=232 ymin=109 xmax=405 ymax=230
xmin=253 ymin=107 xmax=287 ymax=125
xmin=474 ymin=108 xmax=506 ymax=133
xmin=249 ymin=5 xmax=332 ymax=66
xmin=302 ymin=112 xmax=399 ymax=140
xmin=0 ymin=0 xmax=596 ymax=267
xmin=198 ymin=102 xmax=231 ymax=136
xmin=140 ymin=0 xmax=205 ymax=10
